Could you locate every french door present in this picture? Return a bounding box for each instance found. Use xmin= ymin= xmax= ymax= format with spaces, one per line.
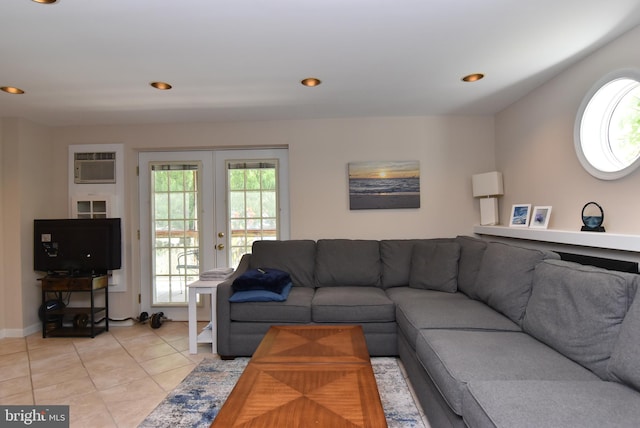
xmin=139 ymin=149 xmax=289 ymax=321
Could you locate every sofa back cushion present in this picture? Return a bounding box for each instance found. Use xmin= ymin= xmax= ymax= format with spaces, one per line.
xmin=455 ymin=235 xmax=488 ymax=298
xmin=315 ymin=239 xmax=381 ymax=287
xmin=474 ymin=241 xmax=558 ymax=324
xmin=409 ymin=241 xmax=460 ymax=292
xmin=609 ymin=287 xmax=640 ymax=389
xmin=250 ymin=240 xmax=316 ymax=288
xmin=523 ymin=259 xmax=638 ymax=380
xmin=380 ymin=239 xmax=420 ymax=289
xmin=380 ymin=238 xmax=453 ymax=289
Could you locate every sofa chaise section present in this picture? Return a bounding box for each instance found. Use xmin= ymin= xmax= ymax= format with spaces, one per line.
xmin=416 ymin=256 xmax=639 ymax=427
xmin=462 ymin=263 xmax=640 ymax=427
xmin=463 ymin=380 xmax=640 ymax=428
xmin=416 ymin=329 xmax=600 ymax=416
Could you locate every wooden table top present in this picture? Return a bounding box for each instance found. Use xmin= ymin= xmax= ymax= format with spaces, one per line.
xmin=251 ymin=325 xmax=372 ymax=364
xmin=211 ymin=325 xmax=387 ymax=428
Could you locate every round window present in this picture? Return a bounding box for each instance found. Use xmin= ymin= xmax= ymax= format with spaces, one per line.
xmin=574 ymin=70 xmax=640 ymax=180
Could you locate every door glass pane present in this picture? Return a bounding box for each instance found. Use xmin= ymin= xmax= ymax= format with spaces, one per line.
xmin=151 ymin=163 xmax=200 ymax=305
xmin=227 ymin=160 xmax=279 ymax=267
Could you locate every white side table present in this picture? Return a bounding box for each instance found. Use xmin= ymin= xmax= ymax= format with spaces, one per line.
xmin=187 ymin=279 xmax=222 ymax=354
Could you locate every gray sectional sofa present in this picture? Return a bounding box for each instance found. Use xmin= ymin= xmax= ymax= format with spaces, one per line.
xmin=216 ymin=236 xmax=640 ymax=427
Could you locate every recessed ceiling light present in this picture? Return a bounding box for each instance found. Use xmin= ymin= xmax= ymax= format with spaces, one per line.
xmin=301 ymin=78 xmax=321 ymax=87
xmin=32 ymin=0 xmax=58 ymax=4
xmin=1 ymin=86 xmax=25 ymax=94
xmin=150 ymin=81 xmax=172 ymax=90
xmin=462 ymin=73 xmax=485 ymax=83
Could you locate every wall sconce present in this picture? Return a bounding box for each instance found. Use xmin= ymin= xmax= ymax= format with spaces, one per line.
xmin=472 ymin=171 xmax=504 ymax=225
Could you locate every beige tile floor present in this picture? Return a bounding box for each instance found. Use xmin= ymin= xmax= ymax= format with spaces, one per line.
xmin=0 ymin=321 xmax=215 ymax=428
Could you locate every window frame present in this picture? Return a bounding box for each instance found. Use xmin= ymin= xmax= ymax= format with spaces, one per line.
xmin=574 ymin=69 xmax=640 ymax=180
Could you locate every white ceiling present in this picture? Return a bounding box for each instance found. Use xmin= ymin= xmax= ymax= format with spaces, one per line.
xmin=2 ymin=0 xmax=640 ymax=127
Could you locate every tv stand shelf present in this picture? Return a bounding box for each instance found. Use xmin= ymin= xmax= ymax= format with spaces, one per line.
xmin=40 ymin=275 xmax=109 ymax=338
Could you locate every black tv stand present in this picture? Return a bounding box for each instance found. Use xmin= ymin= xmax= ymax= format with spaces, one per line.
xmin=39 ymin=274 xmax=109 ymax=338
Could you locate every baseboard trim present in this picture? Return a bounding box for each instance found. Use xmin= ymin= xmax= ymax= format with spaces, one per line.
xmin=0 ymin=319 xmax=142 ymax=338
xmin=109 ymin=318 xmax=135 ymax=327
xmin=0 ymin=322 xmax=41 ymax=339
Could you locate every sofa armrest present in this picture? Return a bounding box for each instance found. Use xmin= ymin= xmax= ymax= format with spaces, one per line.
xmin=216 ymin=253 xmax=251 ymax=357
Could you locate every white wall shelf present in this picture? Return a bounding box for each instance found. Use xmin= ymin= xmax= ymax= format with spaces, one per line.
xmin=473 ymin=225 xmax=640 ymax=253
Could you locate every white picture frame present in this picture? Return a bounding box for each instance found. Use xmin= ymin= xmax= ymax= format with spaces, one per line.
xmin=530 ymin=206 xmax=552 ymax=229
xmin=509 ymin=204 xmax=531 ymax=227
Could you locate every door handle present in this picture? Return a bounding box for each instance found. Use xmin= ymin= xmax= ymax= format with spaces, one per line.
xmin=216 ymin=244 xmax=225 ymax=250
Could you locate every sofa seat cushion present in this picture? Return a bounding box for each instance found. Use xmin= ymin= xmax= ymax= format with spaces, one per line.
xmin=523 ymin=260 xmax=638 ymax=380
xmin=416 ymin=330 xmax=599 ymax=415
xmin=396 ymin=296 xmax=520 ymax=350
xmin=230 ymin=286 xmax=313 ymax=323
xmin=386 ymin=286 xmax=469 ymax=307
xmin=315 ymin=239 xmax=381 ymax=287
xmin=311 ymin=286 xmax=395 ymax=322
xmin=463 ymin=380 xmax=640 ymax=428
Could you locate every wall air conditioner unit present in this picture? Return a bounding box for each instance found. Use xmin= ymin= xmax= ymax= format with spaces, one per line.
xmin=74 ymin=152 xmax=116 ymax=184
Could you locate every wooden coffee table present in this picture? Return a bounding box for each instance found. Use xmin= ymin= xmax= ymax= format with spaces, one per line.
xmin=211 ymin=325 xmax=387 ymax=428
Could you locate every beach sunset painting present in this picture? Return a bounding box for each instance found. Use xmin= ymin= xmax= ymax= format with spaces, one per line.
xmin=348 ymin=161 xmax=420 ymax=210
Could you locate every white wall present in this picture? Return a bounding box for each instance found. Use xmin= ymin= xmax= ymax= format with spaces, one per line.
xmin=495 ymin=25 xmax=640 ymax=235
xmin=0 ymin=119 xmax=4 ymax=334
xmin=20 ymin=121 xmax=55 ymax=333
xmin=1 ymin=118 xmax=54 ymax=337
xmin=50 ymin=115 xmax=496 ymax=319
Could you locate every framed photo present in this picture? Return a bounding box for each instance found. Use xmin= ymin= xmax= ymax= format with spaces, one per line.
xmin=509 ymin=204 xmax=531 ymax=227
xmin=348 ymin=161 xmax=420 ymax=210
xmin=530 ymin=206 xmax=552 ymax=229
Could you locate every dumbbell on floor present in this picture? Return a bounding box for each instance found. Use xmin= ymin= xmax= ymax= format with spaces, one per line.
xmin=137 ymin=311 xmax=167 ymax=329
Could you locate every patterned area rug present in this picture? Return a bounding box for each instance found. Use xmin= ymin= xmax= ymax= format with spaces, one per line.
xmin=139 ymin=357 xmax=427 ymax=428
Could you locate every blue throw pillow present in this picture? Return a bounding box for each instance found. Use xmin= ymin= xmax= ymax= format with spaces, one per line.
xmin=229 ymin=282 xmax=293 ymax=303
xmin=232 ymin=268 xmax=291 ymax=294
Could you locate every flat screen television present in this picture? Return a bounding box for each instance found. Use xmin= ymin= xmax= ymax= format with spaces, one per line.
xmin=34 ymin=218 xmax=122 ymax=276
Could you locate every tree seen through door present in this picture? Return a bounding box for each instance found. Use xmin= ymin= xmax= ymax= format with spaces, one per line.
xmin=228 ymin=160 xmax=279 ymax=267
xmin=151 ymin=163 xmax=199 ymax=305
